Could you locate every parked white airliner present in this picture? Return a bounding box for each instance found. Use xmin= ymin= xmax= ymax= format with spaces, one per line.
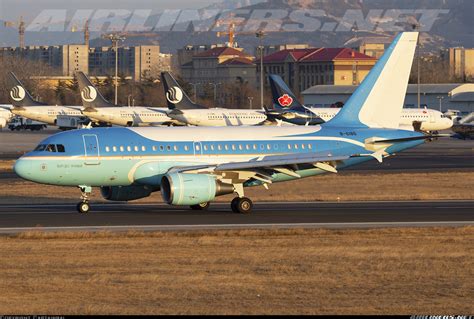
xmin=312 ymin=107 xmax=453 ymax=132
xmin=77 ymin=72 xmax=179 ymax=127
xmin=8 ymin=72 xmax=84 ymax=126
xmin=0 ymin=105 xmax=13 ymax=128
xmin=266 ymin=74 xmax=453 ymax=132
xmin=162 ymin=72 xmax=267 ymax=127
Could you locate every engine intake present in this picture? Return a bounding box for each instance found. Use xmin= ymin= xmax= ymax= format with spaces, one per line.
xmin=161 ymin=173 xmax=234 ymax=206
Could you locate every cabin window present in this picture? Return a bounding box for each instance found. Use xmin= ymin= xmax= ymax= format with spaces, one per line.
xmin=160 ymin=145 xmax=164 ymax=151
xmin=246 ymin=144 xmax=250 ymax=150
xmin=224 ymin=145 xmax=229 ymax=151
xmin=231 ymin=144 xmax=236 ymax=151
xmin=134 ymin=146 xmax=138 ymax=152
xmin=308 ymin=144 xmax=312 ymax=150
xmin=288 ymin=144 xmax=292 ymax=150
xmin=167 ymin=145 xmax=171 ymax=151
xmin=127 ymin=146 xmax=131 ymax=152
xmin=294 ymin=144 xmax=299 ymax=150
xmin=218 ymin=145 xmax=222 ymax=151
xmin=184 ymin=145 xmax=189 ymax=151
xmin=152 ymin=146 xmax=157 ymax=151
xmin=57 ymin=145 xmax=65 ymax=153
xmin=301 ymin=144 xmax=306 ymax=150
xmin=112 ymin=146 xmax=117 ymax=152
xmin=203 ymin=145 xmax=208 ymax=151
xmin=105 ymin=146 xmax=110 ymax=152
xmin=210 ymin=145 xmax=215 ymax=151
xmin=174 ymin=145 xmax=178 ymax=151
xmin=120 ymin=146 xmax=124 ymax=152
xmin=253 ymin=144 xmax=257 ymax=150
xmin=238 ymin=145 xmax=243 ymax=151
xmin=266 ymin=144 xmax=271 ymax=150
xmin=195 ymin=144 xmax=200 ymax=151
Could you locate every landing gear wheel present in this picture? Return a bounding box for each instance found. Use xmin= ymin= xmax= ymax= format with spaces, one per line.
xmin=231 ymin=197 xmax=253 ymax=214
xmin=190 ymin=202 xmax=210 ymax=210
xmin=77 ymin=202 xmax=90 ymax=214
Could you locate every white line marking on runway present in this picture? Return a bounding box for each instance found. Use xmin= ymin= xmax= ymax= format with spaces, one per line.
xmin=0 ymin=221 xmax=473 ymax=233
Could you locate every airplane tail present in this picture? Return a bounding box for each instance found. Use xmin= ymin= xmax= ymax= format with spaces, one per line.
xmin=8 ymin=72 xmax=46 ymax=107
xmin=161 ymin=72 xmax=206 ymax=110
xmin=268 ymin=74 xmax=306 ymax=112
xmin=77 ymin=72 xmax=115 ymax=109
xmin=325 ymin=32 xmax=418 ymax=129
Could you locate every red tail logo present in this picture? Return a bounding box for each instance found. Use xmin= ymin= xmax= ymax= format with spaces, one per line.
xmin=278 ymin=94 xmax=293 ymax=107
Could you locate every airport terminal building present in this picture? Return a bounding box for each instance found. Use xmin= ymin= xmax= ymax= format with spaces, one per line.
xmin=302 ymin=83 xmax=474 ymax=113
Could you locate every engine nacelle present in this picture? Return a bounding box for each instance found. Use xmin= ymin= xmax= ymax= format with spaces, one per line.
xmin=100 ymin=185 xmax=155 ymax=201
xmin=0 ymin=118 xmax=7 ymax=129
xmin=161 ymin=173 xmax=234 ymax=206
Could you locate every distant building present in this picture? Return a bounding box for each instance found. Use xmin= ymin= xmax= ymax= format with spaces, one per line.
xmin=0 ymin=45 xmax=89 ymax=76
xmin=180 ymin=46 xmax=256 ymax=96
xmin=255 ymin=44 xmax=310 ymax=58
xmin=449 ymin=47 xmax=474 ymax=80
xmin=302 ymin=83 xmax=474 ymax=113
xmin=261 ymin=47 xmax=377 ymax=93
xmin=350 ymin=37 xmax=393 ymax=59
xmin=177 ymin=44 xmax=228 ymax=68
xmin=0 ymin=44 xmax=167 ymax=81
xmin=89 ymin=45 xmax=161 ymax=81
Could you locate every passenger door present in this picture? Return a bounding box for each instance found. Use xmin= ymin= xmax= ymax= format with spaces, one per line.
xmin=83 ymin=134 xmax=100 ymax=165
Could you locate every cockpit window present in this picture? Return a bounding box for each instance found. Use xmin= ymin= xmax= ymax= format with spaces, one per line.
xmin=45 ymin=144 xmax=57 ymax=152
xmin=34 ymin=144 xmax=46 ymax=152
xmin=34 ymin=144 xmax=65 ymax=152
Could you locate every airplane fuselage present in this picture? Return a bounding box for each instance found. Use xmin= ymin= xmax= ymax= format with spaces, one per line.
xmin=168 ymin=109 xmax=267 ymax=126
xmin=14 ymin=126 xmax=424 ymax=189
xmin=310 ymin=107 xmax=453 ymax=131
xmin=82 ymin=107 xmax=177 ymax=127
xmin=12 ymin=105 xmax=83 ymax=125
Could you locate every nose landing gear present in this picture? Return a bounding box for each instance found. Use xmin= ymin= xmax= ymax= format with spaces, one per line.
xmin=77 ymin=185 xmax=92 ymax=214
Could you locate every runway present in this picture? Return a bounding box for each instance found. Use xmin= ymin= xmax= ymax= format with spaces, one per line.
xmin=0 ymin=200 xmax=472 ymax=233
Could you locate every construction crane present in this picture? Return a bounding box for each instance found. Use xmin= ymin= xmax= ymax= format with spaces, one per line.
xmin=216 ymin=14 xmax=255 ymax=48
xmin=4 ymin=16 xmax=25 ymax=48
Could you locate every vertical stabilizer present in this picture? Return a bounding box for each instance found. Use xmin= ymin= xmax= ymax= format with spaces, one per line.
xmin=161 ymin=72 xmax=206 ymax=110
xmin=77 ymin=72 xmax=115 ymax=108
xmin=325 ymin=32 xmax=418 ymax=128
xmin=268 ymin=74 xmax=305 ymax=111
xmin=8 ymin=72 xmax=45 ymax=107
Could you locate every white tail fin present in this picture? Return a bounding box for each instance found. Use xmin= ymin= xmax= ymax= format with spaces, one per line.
xmin=325 ymin=32 xmax=418 ymax=129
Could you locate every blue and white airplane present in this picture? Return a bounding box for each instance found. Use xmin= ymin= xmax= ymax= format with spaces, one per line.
xmin=14 ymin=32 xmax=428 ymax=214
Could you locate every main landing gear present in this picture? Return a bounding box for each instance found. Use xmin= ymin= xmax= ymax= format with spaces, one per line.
xmin=231 ymin=197 xmax=253 ymax=214
xmin=77 ymin=185 xmax=92 ymax=214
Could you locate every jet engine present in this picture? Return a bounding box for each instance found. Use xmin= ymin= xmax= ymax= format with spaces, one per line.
xmin=100 ymin=185 xmax=155 ymax=201
xmin=161 ymin=173 xmax=234 ymax=206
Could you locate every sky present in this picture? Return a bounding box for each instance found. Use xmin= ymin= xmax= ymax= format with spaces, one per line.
xmin=0 ymin=0 xmax=221 ymax=21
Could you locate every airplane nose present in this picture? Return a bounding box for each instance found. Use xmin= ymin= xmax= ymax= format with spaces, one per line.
xmin=13 ymin=158 xmax=32 ymax=180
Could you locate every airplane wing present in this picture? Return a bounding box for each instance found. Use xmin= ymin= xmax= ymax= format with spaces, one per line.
xmin=167 ymin=151 xmax=359 ymax=185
